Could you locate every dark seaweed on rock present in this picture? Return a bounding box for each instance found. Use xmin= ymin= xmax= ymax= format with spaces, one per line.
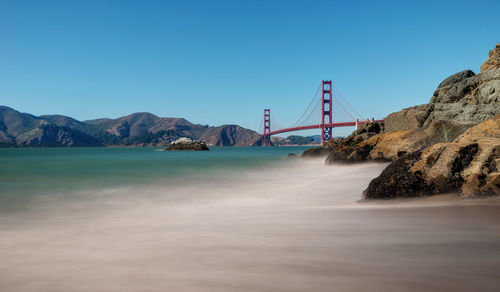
xmin=363 ymin=151 xmax=431 ymax=199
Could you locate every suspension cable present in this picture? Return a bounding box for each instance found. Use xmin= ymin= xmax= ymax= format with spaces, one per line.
xmin=301 ymin=98 xmax=322 ymax=125
xmin=332 ymin=82 xmax=365 ymax=120
xmin=290 ymin=83 xmax=322 ymax=127
xmin=333 ymin=95 xmax=356 ymax=121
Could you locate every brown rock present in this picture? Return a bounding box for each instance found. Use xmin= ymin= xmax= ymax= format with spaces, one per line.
xmin=324 ymin=123 xmax=384 ymax=164
xmin=301 ymin=147 xmax=333 ymax=158
xmin=384 ymin=43 xmax=500 ymax=138
xmin=480 ymin=42 xmax=500 ymax=72
xmin=384 ymin=104 xmax=432 ymax=132
xmin=363 ymin=115 xmax=500 ymax=199
xmin=367 ymin=120 xmax=473 ymax=161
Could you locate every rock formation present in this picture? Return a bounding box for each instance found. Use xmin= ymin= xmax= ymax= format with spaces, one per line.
xmin=301 ymin=122 xmax=383 ymax=159
xmin=364 ymin=115 xmax=500 ymax=199
xmin=322 ymin=42 xmax=500 ymax=164
xmin=301 ymin=146 xmax=333 ymax=158
xmin=164 ymin=137 xmax=209 ymax=151
xmin=303 ymin=42 xmax=500 ymax=199
xmin=480 ymin=42 xmax=500 ymax=71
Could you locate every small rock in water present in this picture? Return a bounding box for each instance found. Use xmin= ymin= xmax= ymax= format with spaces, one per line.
xmin=287 ymin=153 xmax=298 ymax=158
xmin=164 ymin=137 xmax=209 ymax=151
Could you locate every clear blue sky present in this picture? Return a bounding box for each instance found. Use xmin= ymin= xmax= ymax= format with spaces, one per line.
xmin=1 ymin=0 xmax=499 ymax=136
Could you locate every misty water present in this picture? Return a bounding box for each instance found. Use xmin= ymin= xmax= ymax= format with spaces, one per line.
xmin=1 ymin=147 xmax=500 ymax=292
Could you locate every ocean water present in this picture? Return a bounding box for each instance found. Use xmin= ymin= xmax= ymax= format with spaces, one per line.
xmin=1 ymin=147 xmax=500 ymax=292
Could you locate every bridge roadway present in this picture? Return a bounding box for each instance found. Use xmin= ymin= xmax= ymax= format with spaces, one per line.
xmin=266 ymin=119 xmax=385 ymax=136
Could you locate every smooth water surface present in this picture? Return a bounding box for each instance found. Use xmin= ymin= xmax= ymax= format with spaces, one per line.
xmin=0 ymin=147 xmax=308 ymax=210
xmin=1 ymin=147 xmax=499 ymax=292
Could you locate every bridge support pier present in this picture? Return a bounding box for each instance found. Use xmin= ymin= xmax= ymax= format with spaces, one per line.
xmin=321 ymin=80 xmax=333 ymax=145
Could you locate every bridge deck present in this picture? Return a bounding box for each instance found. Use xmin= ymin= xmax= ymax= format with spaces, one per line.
xmin=266 ymin=120 xmax=385 ymax=136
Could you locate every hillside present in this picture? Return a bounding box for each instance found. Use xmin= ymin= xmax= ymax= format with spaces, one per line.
xmin=0 ymin=107 xmax=263 ymax=147
xmin=0 ymin=106 xmax=101 ymax=147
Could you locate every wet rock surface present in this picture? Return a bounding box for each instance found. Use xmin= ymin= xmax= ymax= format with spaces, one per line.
xmin=364 ymin=115 xmax=500 ymax=199
xmin=164 ymin=137 xmax=209 ymax=151
xmin=363 ymin=150 xmax=430 ymax=199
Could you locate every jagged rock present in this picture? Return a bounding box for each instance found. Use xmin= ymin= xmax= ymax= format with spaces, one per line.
xmin=385 ymin=68 xmax=499 ymax=134
xmin=324 ymin=135 xmax=372 ymax=163
xmin=480 ymin=42 xmax=500 ymax=72
xmin=358 ymin=43 xmax=500 ymax=162
xmin=308 ymin=42 xmax=500 ymax=199
xmin=367 ymin=119 xmax=472 ymax=161
xmin=436 ymin=70 xmax=476 ymax=89
xmin=301 ymin=147 xmax=333 ymax=158
xmin=385 ymin=43 xmax=500 ymax=135
xmin=164 ymin=137 xmax=209 ymax=151
xmin=363 ymin=115 xmax=500 ymax=199
xmin=323 ymin=123 xmax=385 ymax=164
xmin=384 ymin=104 xmax=433 ymax=132
xmin=363 ymin=150 xmax=430 ymax=199
xmin=351 ymin=122 xmax=384 ymax=140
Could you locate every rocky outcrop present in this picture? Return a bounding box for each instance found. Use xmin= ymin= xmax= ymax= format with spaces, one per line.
xmin=480 ymin=42 xmax=500 ymax=71
xmin=324 ymin=42 xmax=500 ymax=163
xmin=324 ymin=135 xmax=374 ymax=163
xmin=320 ymin=122 xmax=384 ymax=163
xmin=384 ymin=104 xmax=433 ymax=132
xmin=164 ymin=137 xmax=209 ymax=151
xmin=312 ymin=42 xmax=500 ymax=199
xmin=362 ymin=150 xmax=431 ymax=199
xmin=366 ymin=119 xmax=470 ymax=161
xmin=301 ymin=147 xmax=333 ymax=158
xmin=363 ymin=115 xmax=500 ymax=199
xmin=384 ymin=68 xmax=499 ymax=136
xmin=384 ymin=42 xmax=500 ymax=138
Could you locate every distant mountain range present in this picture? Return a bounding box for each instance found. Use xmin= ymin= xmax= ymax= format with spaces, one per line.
xmin=0 ymin=106 xmax=263 ymax=147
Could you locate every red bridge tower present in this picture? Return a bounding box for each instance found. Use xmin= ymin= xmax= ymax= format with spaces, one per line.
xmin=321 ymin=80 xmax=333 ymax=144
xmin=263 ymin=109 xmax=271 ymax=146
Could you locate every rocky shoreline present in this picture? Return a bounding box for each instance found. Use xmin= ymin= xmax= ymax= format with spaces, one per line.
xmin=302 ymin=42 xmax=500 ymax=199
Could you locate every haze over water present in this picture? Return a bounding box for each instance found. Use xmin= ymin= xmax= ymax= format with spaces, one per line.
xmin=1 ymin=147 xmax=500 ymax=292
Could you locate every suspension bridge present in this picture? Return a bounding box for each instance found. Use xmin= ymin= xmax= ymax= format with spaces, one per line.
xmin=259 ymin=80 xmax=385 ymax=146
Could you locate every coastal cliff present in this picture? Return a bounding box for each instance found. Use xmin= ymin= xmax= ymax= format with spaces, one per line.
xmin=306 ymin=42 xmax=500 ymax=199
